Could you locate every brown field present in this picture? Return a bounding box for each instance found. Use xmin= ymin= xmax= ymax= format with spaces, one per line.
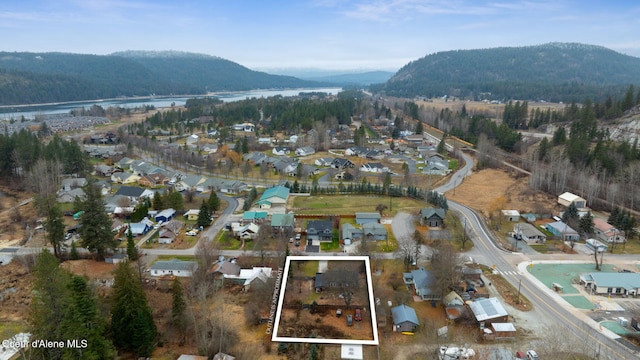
xmin=445 ymin=168 xmax=560 ymax=217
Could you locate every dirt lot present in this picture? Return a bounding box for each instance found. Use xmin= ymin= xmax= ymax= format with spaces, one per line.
xmin=446 ymin=168 xmax=560 ymax=217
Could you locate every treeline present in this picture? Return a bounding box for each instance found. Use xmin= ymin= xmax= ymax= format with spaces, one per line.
xmin=377 ymin=43 xmax=640 ymax=102
xmin=140 ymin=93 xmax=361 ymax=137
xmin=0 ymin=51 xmax=319 ymax=105
xmin=0 ymin=130 xmax=87 ymax=180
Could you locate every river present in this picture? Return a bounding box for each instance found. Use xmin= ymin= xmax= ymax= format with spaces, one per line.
xmin=0 ymin=87 xmax=343 ymax=120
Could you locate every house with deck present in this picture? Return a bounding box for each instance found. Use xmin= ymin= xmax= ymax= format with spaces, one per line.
xmin=403 ymin=267 xmax=440 ymax=301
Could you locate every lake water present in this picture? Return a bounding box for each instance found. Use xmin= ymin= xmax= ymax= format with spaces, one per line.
xmin=0 ymin=87 xmax=343 ymax=120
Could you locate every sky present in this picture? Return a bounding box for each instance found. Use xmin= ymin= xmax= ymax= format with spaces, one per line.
xmin=1 ymin=0 xmax=639 ymax=72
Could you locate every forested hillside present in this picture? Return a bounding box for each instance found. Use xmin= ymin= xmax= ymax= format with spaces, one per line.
xmin=0 ymin=51 xmax=319 ymax=105
xmin=377 ymin=43 xmax=640 ymax=103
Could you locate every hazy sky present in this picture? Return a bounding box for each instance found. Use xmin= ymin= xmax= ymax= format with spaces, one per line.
xmin=2 ymin=0 xmax=639 ymax=71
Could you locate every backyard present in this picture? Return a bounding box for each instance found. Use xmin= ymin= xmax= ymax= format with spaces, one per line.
xmin=291 ymin=195 xmax=425 ymax=216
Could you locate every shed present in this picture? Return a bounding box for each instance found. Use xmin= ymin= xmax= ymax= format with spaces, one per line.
xmin=184 ymin=209 xmax=200 ymax=221
xmin=558 ymin=192 xmax=587 ymax=208
xmin=155 ymin=208 xmax=176 ymax=223
xmin=501 ymin=210 xmax=520 ymax=222
xmin=341 ymin=344 xmax=363 ymax=360
xmin=491 ymin=323 xmax=516 ymax=338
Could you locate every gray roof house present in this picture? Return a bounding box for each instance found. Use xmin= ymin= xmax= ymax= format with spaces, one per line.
xmin=295 ymin=146 xmax=316 ymax=157
xmin=307 ymin=220 xmax=333 ymax=242
xmin=468 ymin=297 xmax=509 ymax=324
xmin=513 ymin=223 xmax=547 ymax=243
xmin=420 ymin=207 xmax=446 ymax=227
xmin=150 ymin=259 xmax=198 ymax=277
xmin=341 ymin=223 xmax=363 ymax=245
xmin=579 ymin=272 xmax=640 ymax=296
xmin=362 ymin=222 xmax=387 ymax=241
xmin=391 ymin=304 xmax=419 ymax=333
xmin=61 ymin=177 xmax=87 ymax=192
xmin=355 ymin=212 xmax=381 ymax=225
xmin=403 ymin=267 xmax=440 ymax=301
xmin=57 ymin=188 xmax=86 ymax=203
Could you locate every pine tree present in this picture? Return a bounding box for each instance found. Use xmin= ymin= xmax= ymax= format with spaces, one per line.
xmin=436 ymin=133 xmax=447 ymax=154
xmin=608 ymin=207 xmax=620 ymax=226
xmin=70 ymin=241 xmax=79 ymax=260
xmin=197 ymin=200 xmax=212 ymax=228
xmin=29 ymin=250 xmax=71 ymax=360
xmin=126 ymin=225 xmax=139 ymax=261
xmin=60 ymin=276 xmax=116 ymax=359
xmin=79 ymin=178 xmax=116 ymax=260
xmin=152 ymin=191 xmax=164 ymax=210
xmin=579 ymin=211 xmax=595 ymax=237
xmin=45 ymin=204 xmax=65 ymax=258
xmin=415 ymin=121 xmax=424 ymax=135
xmin=171 ymin=277 xmax=186 ymax=328
xmin=208 ymin=191 xmax=221 ymax=213
xmin=111 ymin=261 xmax=157 ymax=357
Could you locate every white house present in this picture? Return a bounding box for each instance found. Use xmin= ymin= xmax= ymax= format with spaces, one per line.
xmin=513 ymin=223 xmax=547 ymax=243
xmin=258 ymin=137 xmax=272 ymax=145
xmin=501 ymin=210 xmax=520 ymax=222
xmin=150 ymin=259 xmax=198 ymax=277
xmin=580 ymin=272 xmax=640 ymax=296
xmin=360 ymin=162 xmax=389 ymax=173
xmin=295 ymin=146 xmax=316 ymax=157
xmin=272 ymin=147 xmax=290 ymax=156
xmin=186 ymin=134 xmax=199 ymax=145
xmin=233 ymin=122 xmax=255 ymax=132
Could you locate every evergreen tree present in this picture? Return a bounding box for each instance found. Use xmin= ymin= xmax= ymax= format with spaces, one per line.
xmin=579 ymin=211 xmax=595 ymax=237
xmin=171 ymin=277 xmax=186 ymax=328
xmin=79 ymin=178 xmax=116 ymax=260
xmin=166 ymin=189 xmax=184 ymax=211
xmin=152 ymin=191 xmax=164 ymax=210
xmin=197 ymin=200 xmax=212 ymax=228
xmin=29 ymin=249 xmax=71 ymax=360
xmin=126 ymin=225 xmax=139 ymax=261
xmin=538 ymin=137 xmax=549 ymax=161
xmin=60 ymin=276 xmax=117 ymax=359
xmin=45 ymin=204 xmax=65 ymax=258
xmin=292 ymin=180 xmax=300 ymax=193
xmin=415 ymin=121 xmax=424 ymax=135
xmin=208 ymin=191 xmax=221 ymax=213
xmin=436 ymin=133 xmax=447 ymax=154
xmin=70 ymin=241 xmax=79 ymax=260
xmin=562 ymin=202 xmax=579 ymax=223
xmin=111 ymin=261 xmax=157 ymax=357
xmin=608 ymin=207 xmax=620 ymax=226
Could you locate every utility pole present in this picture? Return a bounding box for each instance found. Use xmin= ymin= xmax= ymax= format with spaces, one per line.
xmin=517 ymin=278 xmax=522 ymax=304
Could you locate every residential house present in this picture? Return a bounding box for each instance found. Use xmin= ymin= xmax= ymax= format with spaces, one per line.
xmin=307 ymin=220 xmax=333 ymax=242
xmin=241 ymin=211 xmax=268 ymax=224
xmin=579 ymin=272 xmax=640 ymax=296
xmin=335 ymin=170 xmax=353 ymax=181
xmin=94 ymin=164 xmax=114 ymax=176
xmin=341 ymin=223 xmax=362 ymax=245
xmin=314 ymin=271 xmax=359 ymax=292
xmin=256 ymin=185 xmax=290 ymax=209
xmin=176 ymin=174 xmax=206 ymax=192
xmin=360 ymin=162 xmax=389 ymax=173
xmin=130 ymin=161 xmax=163 ymax=177
xmin=213 ymin=352 xmax=236 ymax=360
xmin=184 ymin=209 xmax=200 ymax=221
xmin=150 ymin=259 xmax=198 ymax=277
xmin=468 ymin=297 xmax=509 ymax=325
xmin=207 ymin=129 xmax=219 ymax=137
xmin=209 ymin=259 xmax=242 ymax=282
xmin=513 ymin=223 xmax=547 ymax=243
xmin=501 ymin=210 xmax=520 ymax=222
xmin=404 ymin=134 xmax=424 ymax=144
xmin=315 ymin=157 xmax=334 ymax=167
xmin=593 ymin=218 xmax=625 ymax=243
xmin=103 ymin=194 xmax=128 ymax=214
xmin=355 ymin=212 xmax=381 ymax=225
xmin=129 ymin=221 xmax=152 ymax=236
xmin=111 ymin=171 xmax=140 ymax=184
xmin=158 ymin=228 xmax=179 ymax=244
xmin=420 ymin=207 xmax=446 ymax=227
xmin=94 ymin=180 xmax=112 ymax=196
xmin=138 ymin=173 xmax=169 ymax=187
xmin=115 ymin=157 xmax=136 ymax=170
xmin=57 ymin=188 xmax=86 ymax=203
xmin=272 ymin=146 xmax=290 ymax=156
xmin=546 ymin=221 xmax=580 ymax=241
xmin=295 ymin=146 xmax=316 ymax=157
xmin=115 ymin=186 xmax=155 ymax=202
xmin=403 ymin=267 xmax=440 ymax=301
xmin=331 ymin=158 xmax=354 ymax=170
xmin=558 ymin=192 xmax=587 ymax=209
xmin=155 ymin=208 xmax=177 ymax=223
xmin=391 ymin=304 xmax=419 ymax=332
xmin=218 ymin=266 xmax=273 ymax=290
xmin=362 ymin=222 xmax=387 ymax=241
xmin=105 ymin=253 xmax=127 ymax=264
xmin=258 ymin=137 xmax=272 ymax=145
xmin=61 ymin=178 xmax=87 ymax=192
xmin=233 ymin=122 xmax=255 ymax=132
xmin=203 ymin=144 xmax=218 ymax=154
xmin=271 ymin=213 xmax=295 ymax=232
xmin=243 ymin=152 xmax=269 ymax=165
xmin=236 ymin=223 xmax=260 ymax=239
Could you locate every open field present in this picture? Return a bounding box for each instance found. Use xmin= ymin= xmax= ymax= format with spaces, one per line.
xmin=290 ymin=194 xmax=425 ymax=216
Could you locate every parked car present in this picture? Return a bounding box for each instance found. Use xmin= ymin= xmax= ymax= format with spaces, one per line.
xmin=295 ymin=241 xmax=300 ymax=247
xmin=515 ymin=351 xmax=526 ymax=359
xmin=295 ymin=233 xmax=301 ymax=240
xmin=289 ymin=237 xmax=294 ymax=243
xmin=526 ymin=350 xmax=539 ymax=360
xmin=346 ymin=314 xmax=353 ymax=326
xmin=336 ymin=309 xmax=342 ymax=318
xmin=186 ymin=230 xmax=198 ymax=236
xmin=355 ymin=308 xmax=362 ymax=321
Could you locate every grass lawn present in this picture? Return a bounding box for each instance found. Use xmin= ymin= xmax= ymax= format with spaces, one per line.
xmin=216 ymin=231 xmax=243 ymax=250
xmin=0 ymin=321 xmax=27 ymax=339
xmin=292 ymin=195 xmax=424 ymax=216
xmin=297 ymin=260 xmax=320 ymax=277
xmin=155 ymin=255 xmax=196 ymax=262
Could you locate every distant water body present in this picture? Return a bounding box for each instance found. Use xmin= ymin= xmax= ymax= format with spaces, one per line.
xmin=0 ymin=87 xmax=343 ymax=120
